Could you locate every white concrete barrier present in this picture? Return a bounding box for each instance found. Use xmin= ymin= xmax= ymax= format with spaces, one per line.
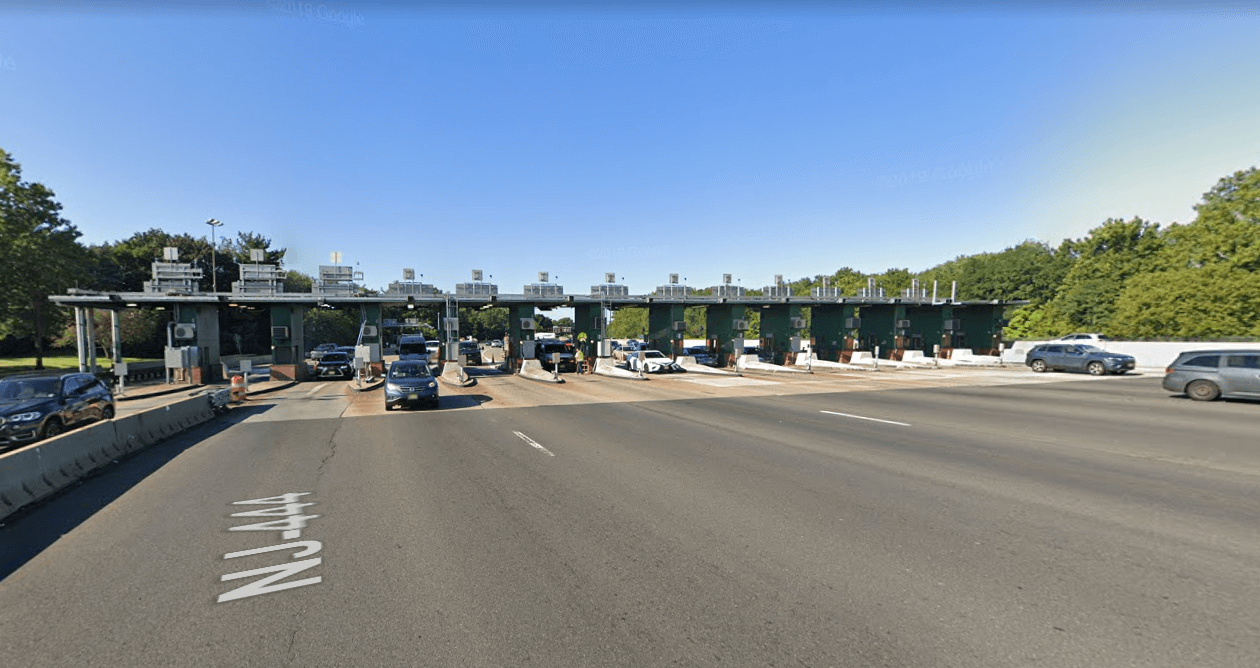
xmin=594 ymin=357 xmax=648 ymax=380
xmin=1004 ymin=340 xmax=1260 ymax=371
xmin=947 ymin=348 xmax=1003 ymax=366
xmin=439 ymin=362 xmax=474 ymax=387
xmin=676 ymin=356 xmax=738 ymax=375
xmin=736 ymin=354 xmax=810 ymax=374
xmin=899 ymin=351 xmax=940 ymax=367
xmin=0 ymin=395 xmax=216 ymax=522
xmin=792 ymin=353 xmax=877 ymax=372
xmin=519 ymin=359 xmax=563 ymax=383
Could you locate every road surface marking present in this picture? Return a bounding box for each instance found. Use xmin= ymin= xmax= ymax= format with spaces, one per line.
xmin=513 ymin=430 xmax=555 ymax=456
xmin=820 ymin=410 xmax=910 ymax=426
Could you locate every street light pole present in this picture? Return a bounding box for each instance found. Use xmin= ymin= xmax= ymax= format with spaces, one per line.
xmin=206 ymin=218 xmax=223 ymax=293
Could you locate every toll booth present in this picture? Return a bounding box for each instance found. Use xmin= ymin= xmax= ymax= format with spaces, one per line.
xmin=506 ymin=304 xmax=537 ymax=371
xmin=357 ymin=303 xmax=384 ymax=375
xmin=856 ymin=302 xmax=908 ymax=359
xmin=810 ymin=304 xmax=861 ymax=362
xmin=904 ymin=304 xmax=944 ymax=358
xmin=705 ymin=303 xmax=747 ymax=368
xmin=572 ymin=303 xmax=604 ymax=360
xmin=940 ymin=303 xmax=1007 ymax=356
xmin=168 ymin=304 xmax=223 ymax=383
xmin=759 ymin=304 xmax=803 ymax=365
xmin=648 ymin=303 xmax=686 ymax=357
xmin=269 ymin=305 xmax=308 ymax=381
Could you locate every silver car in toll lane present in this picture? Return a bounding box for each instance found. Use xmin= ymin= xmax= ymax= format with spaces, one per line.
xmin=384 ymin=360 xmax=439 ymax=410
xmin=1162 ymin=350 xmax=1260 ymax=401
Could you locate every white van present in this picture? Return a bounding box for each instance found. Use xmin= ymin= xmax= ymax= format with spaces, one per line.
xmin=398 ymin=335 xmax=431 ymax=363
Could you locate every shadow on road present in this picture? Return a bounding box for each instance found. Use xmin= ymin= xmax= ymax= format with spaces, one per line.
xmin=0 ymin=403 xmax=275 ymax=581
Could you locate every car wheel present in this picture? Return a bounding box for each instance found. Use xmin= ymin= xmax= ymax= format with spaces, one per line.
xmin=1186 ymin=380 xmax=1221 ymax=402
xmin=384 ymin=403 xmax=393 ymax=411
xmin=1030 ymin=359 xmax=1048 ymax=373
xmin=40 ymin=418 xmax=64 ymax=440
xmin=1087 ymin=361 xmax=1106 ymax=376
xmin=102 ymin=405 xmax=116 ymax=420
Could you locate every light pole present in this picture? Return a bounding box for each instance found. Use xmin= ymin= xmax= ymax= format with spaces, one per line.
xmin=206 ymin=218 xmax=223 ymax=293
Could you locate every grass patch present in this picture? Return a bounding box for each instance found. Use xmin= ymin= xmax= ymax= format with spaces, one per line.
xmin=0 ymin=354 xmax=157 ymax=378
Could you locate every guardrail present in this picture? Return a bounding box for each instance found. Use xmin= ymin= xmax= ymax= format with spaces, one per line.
xmin=0 ymin=394 xmax=216 ymax=522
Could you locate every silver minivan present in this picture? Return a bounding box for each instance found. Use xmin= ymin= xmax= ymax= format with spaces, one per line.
xmin=1162 ymin=350 xmax=1260 ymax=401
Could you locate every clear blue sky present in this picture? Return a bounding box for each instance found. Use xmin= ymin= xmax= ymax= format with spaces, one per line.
xmin=2 ymin=1 xmax=1258 ymax=295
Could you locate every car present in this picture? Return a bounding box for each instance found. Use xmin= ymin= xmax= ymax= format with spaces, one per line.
xmin=625 ymin=349 xmax=684 ymax=373
xmin=1024 ymin=343 xmax=1135 ymax=375
xmin=1162 ymin=349 xmax=1260 ymax=401
xmin=459 ymin=341 xmax=482 ymax=366
xmin=535 ymin=340 xmax=577 ymax=372
xmin=314 ymin=352 xmax=354 ymax=379
xmin=1051 ymin=333 xmax=1113 ymax=344
xmin=489 ymin=339 xmax=503 ymax=348
xmin=743 ymin=346 xmax=774 ymax=363
xmin=384 ymin=361 xmax=439 ymax=410
xmin=684 ymin=345 xmax=718 ymax=367
xmin=426 ymin=340 xmax=441 ymax=360
xmin=308 ymin=342 xmax=338 ymax=361
xmin=397 ymin=335 xmax=432 ymax=364
xmin=334 ymin=345 xmax=357 ymax=360
xmin=0 ymin=372 xmax=115 ymax=449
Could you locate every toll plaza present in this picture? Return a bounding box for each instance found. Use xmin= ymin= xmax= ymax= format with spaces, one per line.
xmin=53 ymin=262 xmax=1022 ymax=380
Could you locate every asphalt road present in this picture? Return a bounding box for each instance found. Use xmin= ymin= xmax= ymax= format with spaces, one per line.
xmin=1 ymin=372 xmax=1257 ymax=667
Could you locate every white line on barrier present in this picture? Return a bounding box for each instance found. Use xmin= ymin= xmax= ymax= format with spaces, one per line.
xmin=513 ymin=430 xmax=555 ymax=457
xmin=820 ymin=410 xmax=911 ymax=426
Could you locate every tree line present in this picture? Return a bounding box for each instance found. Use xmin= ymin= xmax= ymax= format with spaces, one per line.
xmin=3 ymin=145 xmax=1257 ymax=368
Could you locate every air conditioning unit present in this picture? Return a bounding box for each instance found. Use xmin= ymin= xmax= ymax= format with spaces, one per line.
xmin=671 ymin=321 xmax=687 ymax=331
xmin=271 ymin=326 xmax=290 ymax=339
xmin=520 ymin=318 xmax=536 ymax=331
xmin=845 ymin=317 xmax=861 ymax=330
xmin=895 ymin=319 xmax=911 ymax=329
xmin=172 ymin=323 xmax=196 ymax=340
xmin=732 ymin=319 xmax=749 ymax=331
xmin=790 ymin=317 xmax=806 ymax=329
xmin=361 ymin=325 xmax=378 ymax=337
xmin=944 ymin=319 xmax=962 ymax=331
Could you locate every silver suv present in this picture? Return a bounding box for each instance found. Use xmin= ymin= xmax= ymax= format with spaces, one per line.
xmin=1162 ymin=350 xmax=1260 ymax=401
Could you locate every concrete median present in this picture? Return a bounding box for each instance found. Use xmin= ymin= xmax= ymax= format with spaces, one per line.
xmin=594 ymin=357 xmax=648 ymax=380
xmin=519 ymin=359 xmax=564 ymax=383
xmin=0 ymin=395 xmax=217 ymax=522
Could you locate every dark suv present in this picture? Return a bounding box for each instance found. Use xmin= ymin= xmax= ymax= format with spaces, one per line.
xmin=1162 ymin=350 xmax=1260 ymax=401
xmin=459 ymin=341 xmax=482 ymax=366
xmin=1025 ymin=344 xmax=1135 ymax=375
xmin=535 ymin=340 xmax=577 ymax=372
xmin=0 ymin=372 xmax=116 ymax=449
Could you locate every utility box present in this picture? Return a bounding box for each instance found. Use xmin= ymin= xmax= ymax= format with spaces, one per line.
xmin=521 ymin=340 xmax=536 ymax=358
xmin=790 ymin=336 xmax=802 ymax=353
xmin=355 ymin=344 xmax=379 ymax=364
xmin=598 ymin=340 xmax=612 ymax=357
xmin=164 ymin=346 xmax=200 ymax=368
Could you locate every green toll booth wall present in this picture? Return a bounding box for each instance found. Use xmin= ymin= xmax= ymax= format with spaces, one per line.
xmin=946 ymin=303 xmax=1007 ymax=355
xmin=855 ymin=303 xmax=907 ymax=358
xmin=648 ymin=304 xmax=686 ymax=357
xmin=705 ymin=303 xmax=746 ymax=367
xmin=905 ymin=305 xmax=944 ymax=358
xmin=269 ymin=305 xmax=308 ymax=381
xmin=506 ymin=304 xmax=537 ymax=369
xmin=572 ymin=304 xmax=604 ymax=358
xmin=810 ymin=304 xmax=860 ymax=362
xmin=759 ymin=304 xmax=802 ymax=364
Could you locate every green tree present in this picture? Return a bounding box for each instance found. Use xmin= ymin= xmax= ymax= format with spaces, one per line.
xmin=1043 ymin=217 xmax=1164 ymax=334
xmin=1111 ymin=265 xmax=1260 ymax=339
xmin=0 ymin=149 xmax=87 ymax=368
xmin=607 ymin=307 xmax=647 ymax=339
xmin=1159 ymin=167 xmax=1260 ymax=272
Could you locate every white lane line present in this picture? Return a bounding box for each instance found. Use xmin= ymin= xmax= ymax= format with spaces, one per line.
xmin=820 ymin=410 xmax=911 ymax=426
xmin=305 ymin=383 xmax=330 ymax=396
xmin=513 ymin=431 xmax=555 ymax=457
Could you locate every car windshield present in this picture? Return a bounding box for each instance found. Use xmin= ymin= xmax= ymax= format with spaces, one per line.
xmin=644 ymin=351 xmax=668 ymax=359
xmin=390 ymin=364 xmax=432 ymax=379
xmin=460 ymin=343 xmax=477 ymax=351
xmin=321 ymin=353 xmax=348 ymax=363
xmin=0 ymin=377 xmax=61 ymax=400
